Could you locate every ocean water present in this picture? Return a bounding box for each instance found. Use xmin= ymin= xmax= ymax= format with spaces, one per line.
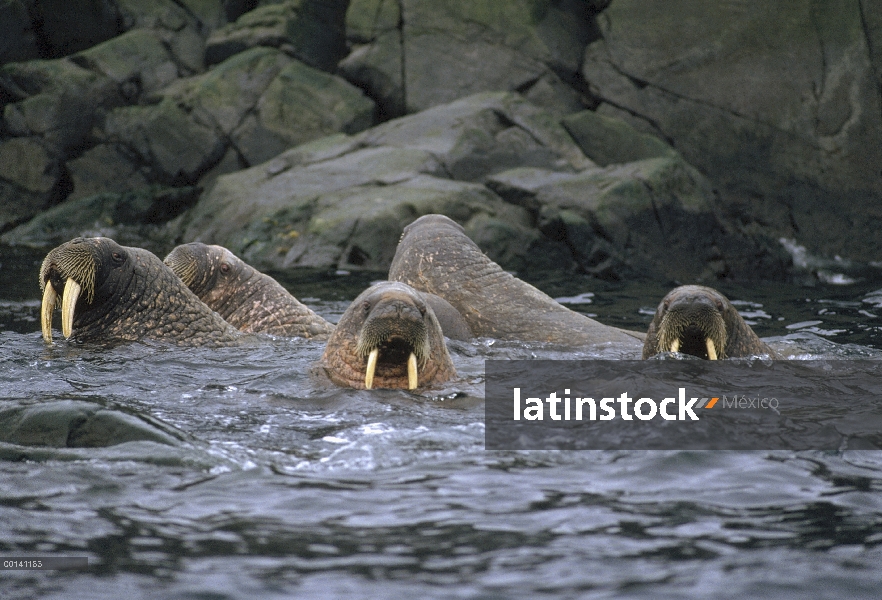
xmin=2 ymin=245 xmax=882 ymax=599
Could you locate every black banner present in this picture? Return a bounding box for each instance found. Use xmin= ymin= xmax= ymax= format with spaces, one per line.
xmin=485 ymin=360 xmax=882 ymax=450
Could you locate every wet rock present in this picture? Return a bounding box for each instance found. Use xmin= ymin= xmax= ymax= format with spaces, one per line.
xmin=65 ymin=143 xmax=151 ymax=201
xmin=27 ymin=0 xmax=122 ymax=58
xmin=100 ymin=46 xmax=374 ymax=184
xmin=0 ymin=57 xmax=121 ymax=153
xmin=0 ymin=0 xmax=41 ymax=63
xmin=561 ymin=110 xmax=677 ymax=166
xmin=72 ymin=28 xmax=181 ymax=97
xmin=581 ymin=0 xmax=882 ymax=264
xmin=358 ymin=91 xmax=593 ymax=181
xmin=340 ymin=0 xmax=598 ymax=117
xmin=102 ymin=97 xmax=226 ymax=186
xmin=0 ymin=137 xmax=64 ymax=232
xmin=206 ymin=0 xmax=349 ymax=71
xmin=487 ymin=156 xmax=790 ymax=281
xmin=0 ymin=400 xmax=182 ymax=448
xmin=179 ymin=91 xmax=593 ymax=272
xmin=1 ymin=185 xmax=200 ymax=250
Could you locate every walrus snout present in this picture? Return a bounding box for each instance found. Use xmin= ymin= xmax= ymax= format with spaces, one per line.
xmin=39 ymin=239 xmax=106 ymax=343
xmin=356 ymin=297 xmax=431 ymax=390
xmin=321 ymin=281 xmax=455 ymax=390
xmin=646 ymin=285 xmax=732 ymax=360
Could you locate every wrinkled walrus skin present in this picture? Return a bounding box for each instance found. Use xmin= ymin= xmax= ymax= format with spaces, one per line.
xmin=388 ymin=214 xmax=644 ymax=348
xmin=642 ymin=285 xmax=777 ymax=359
xmin=321 ymin=281 xmax=456 ymax=390
xmin=40 ymin=237 xmax=240 ymax=346
xmin=164 ymin=242 xmax=335 ymax=339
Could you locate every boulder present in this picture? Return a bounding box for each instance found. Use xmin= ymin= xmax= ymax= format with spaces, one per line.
xmin=26 ymin=0 xmax=122 ymax=58
xmin=581 ymin=0 xmax=882 ymax=264
xmin=0 ymin=0 xmax=41 ymax=63
xmin=0 ymin=137 xmax=65 ymax=232
xmin=65 ymin=143 xmax=151 ymax=201
xmin=487 ymin=156 xmax=791 ymax=281
xmin=0 ymin=400 xmax=181 ymax=448
xmin=561 ymin=109 xmax=677 ymax=166
xmin=0 ymin=57 xmax=121 ymax=153
xmin=358 ymin=92 xmax=593 ymax=181
xmin=178 ymin=91 xmax=599 ymax=271
xmin=340 ymin=0 xmax=599 ymax=117
xmin=205 ymin=0 xmax=349 ymax=71
xmin=71 ymin=28 xmax=181 ymax=98
xmin=0 ymin=186 xmax=201 ymax=251
xmin=100 ymin=47 xmax=375 ymax=184
xmin=102 ymin=97 xmax=226 ymax=186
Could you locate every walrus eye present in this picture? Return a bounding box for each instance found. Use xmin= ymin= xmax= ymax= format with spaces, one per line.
xmin=220 ymin=262 xmax=231 ymax=274
xmin=715 ymin=299 xmax=724 ymax=310
xmin=111 ymin=251 xmax=124 ymax=263
xmin=663 ymin=299 xmax=670 ymax=310
xmin=362 ymin=301 xmax=371 ymax=313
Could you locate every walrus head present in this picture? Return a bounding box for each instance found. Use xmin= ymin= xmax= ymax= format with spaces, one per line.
xmin=164 ymin=242 xmax=336 ymax=339
xmin=39 ymin=237 xmax=240 ymax=346
xmin=163 ymin=242 xmax=237 ymax=297
xmin=321 ymin=281 xmax=455 ymax=390
xmin=646 ymin=285 xmax=729 ymax=360
xmin=39 ymin=237 xmax=122 ymax=342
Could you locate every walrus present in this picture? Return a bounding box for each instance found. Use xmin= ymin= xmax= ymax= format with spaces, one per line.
xmin=642 ymin=285 xmax=777 ymax=359
xmin=320 ymin=281 xmax=456 ymax=390
xmin=388 ymin=214 xmax=643 ymax=347
xmin=164 ymin=242 xmax=335 ymax=339
xmin=40 ymin=237 xmax=240 ymax=346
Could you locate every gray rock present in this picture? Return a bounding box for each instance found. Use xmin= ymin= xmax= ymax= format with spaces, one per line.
xmin=0 ymin=57 xmax=121 ymax=152
xmin=561 ymin=110 xmax=677 ymax=166
xmin=1 ymin=186 xmax=200 ymax=251
xmin=0 ymin=0 xmax=40 ymax=63
xmin=72 ymin=28 xmax=181 ymax=97
xmin=113 ymin=0 xmax=243 ymax=72
xmin=231 ymin=57 xmax=376 ymax=165
xmin=340 ymin=0 xmax=599 ymax=117
xmin=178 ymin=91 xmax=596 ymax=272
xmin=0 ymin=400 xmax=182 ymax=448
xmin=581 ymin=0 xmax=882 ymax=264
xmin=100 ymin=46 xmax=374 ymax=184
xmin=0 ymin=137 xmax=64 ymax=232
xmin=26 ymin=0 xmax=122 ymax=58
xmin=102 ymin=97 xmax=226 ymax=186
xmin=65 ymin=143 xmax=151 ymax=201
xmin=206 ymin=0 xmax=349 ymax=71
xmin=488 ymin=157 xmax=790 ymax=280
xmin=358 ymin=91 xmax=593 ymax=181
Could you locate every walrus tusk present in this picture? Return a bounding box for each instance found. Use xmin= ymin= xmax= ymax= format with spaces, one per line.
xmin=669 ymin=338 xmax=680 ymax=353
xmin=365 ymin=347 xmax=379 ymax=389
xmin=61 ymin=277 xmax=81 ymax=339
xmin=41 ymin=282 xmax=58 ymax=343
xmin=407 ymin=352 xmax=418 ymax=390
xmin=706 ymin=338 xmax=718 ymax=360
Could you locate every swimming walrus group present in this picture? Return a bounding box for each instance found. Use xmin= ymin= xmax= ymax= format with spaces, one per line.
xmin=38 ymin=214 xmax=778 ymax=390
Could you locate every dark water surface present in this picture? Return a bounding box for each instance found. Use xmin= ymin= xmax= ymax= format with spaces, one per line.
xmin=2 ymin=246 xmax=882 ymax=599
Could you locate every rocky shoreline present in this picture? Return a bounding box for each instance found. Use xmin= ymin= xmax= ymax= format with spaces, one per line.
xmin=2 ymin=0 xmax=879 ymax=283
